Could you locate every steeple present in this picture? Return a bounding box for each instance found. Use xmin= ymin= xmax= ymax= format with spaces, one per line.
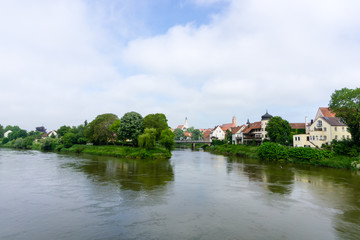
xmin=184 ymin=117 xmax=188 ymax=129
xmin=232 ymin=116 xmax=237 ymax=127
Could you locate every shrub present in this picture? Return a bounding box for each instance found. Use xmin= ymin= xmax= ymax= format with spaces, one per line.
xmin=288 ymin=147 xmax=332 ymax=162
xmin=2 ymin=137 xmax=9 ymax=144
xmin=63 ymin=132 xmax=77 ymax=148
xmin=212 ymin=139 xmax=226 ymax=146
xmin=13 ymin=138 xmax=24 ymax=149
xmin=258 ymin=142 xmax=289 ymax=161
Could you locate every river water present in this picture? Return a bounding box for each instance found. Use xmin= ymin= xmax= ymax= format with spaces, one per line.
xmin=0 ymin=148 xmax=359 ymax=240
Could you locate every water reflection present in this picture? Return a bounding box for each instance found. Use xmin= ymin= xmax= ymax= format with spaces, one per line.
xmin=61 ymin=154 xmax=174 ymax=192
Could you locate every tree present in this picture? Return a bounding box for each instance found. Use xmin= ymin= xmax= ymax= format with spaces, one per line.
xmin=191 ymin=129 xmax=202 ymax=140
xmin=0 ymin=124 xmax=4 ymax=138
xmin=143 ymin=113 xmax=169 ymax=140
xmin=84 ymin=113 xmax=119 ymax=145
xmin=266 ymin=116 xmax=292 ymax=145
xmin=225 ymin=129 xmax=232 ymax=144
xmin=36 ymin=126 xmax=46 ymax=133
xmin=138 ymin=128 xmax=157 ymax=149
xmin=57 ymin=125 xmax=72 ymax=137
xmin=174 ymin=128 xmax=185 ymax=140
xmin=63 ymin=132 xmax=77 ymax=148
xmin=329 ymin=87 xmax=360 ymax=145
xmin=118 ymin=112 xmax=143 ymax=146
xmin=159 ymin=129 xmax=175 ymax=152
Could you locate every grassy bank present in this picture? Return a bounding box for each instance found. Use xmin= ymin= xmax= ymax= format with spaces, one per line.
xmin=206 ymin=144 xmax=259 ymax=159
xmin=205 ymin=143 xmax=359 ymax=170
xmin=60 ymin=145 xmax=172 ymax=159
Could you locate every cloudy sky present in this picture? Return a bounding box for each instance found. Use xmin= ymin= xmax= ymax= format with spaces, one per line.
xmin=1 ymin=0 xmax=359 ymax=131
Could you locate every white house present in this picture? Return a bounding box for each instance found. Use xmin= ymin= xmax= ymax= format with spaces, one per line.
xmin=4 ymin=130 xmax=12 ymax=138
xmin=210 ymin=126 xmax=226 ymax=140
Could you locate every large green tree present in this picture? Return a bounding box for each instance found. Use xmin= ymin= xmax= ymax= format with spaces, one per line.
xmin=191 ymin=129 xmax=203 ymax=140
xmin=329 ymin=87 xmax=360 ymax=145
xmin=57 ymin=125 xmax=72 ymax=137
xmin=159 ymin=129 xmax=175 ymax=152
xmin=84 ymin=113 xmax=119 ymax=145
xmin=266 ymin=116 xmax=292 ymax=145
xmin=138 ymin=128 xmax=157 ymax=149
xmin=118 ymin=111 xmax=143 ymax=145
xmin=143 ymin=113 xmax=169 ymax=140
xmin=174 ymin=128 xmax=185 ymax=140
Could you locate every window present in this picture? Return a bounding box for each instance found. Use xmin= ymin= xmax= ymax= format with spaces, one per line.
xmin=342 ymin=127 xmax=345 ymax=131
xmin=320 ymin=136 xmax=323 ymax=140
xmin=335 ymin=135 xmax=338 ymax=140
xmin=347 ymin=135 xmax=350 ymax=139
xmin=317 ymin=120 xmax=322 ymax=127
xmin=316 ymin=136 xmax=318 ymax=141
xmin=323 ymin=127 xmax=327 ymax=131
xmin=324 ymin=136 xmax=327 ymax=140
xmin=335 ymin=127 xmax=337 ymax=131
xmin=342 ymin=135 xmax=345 ymax=139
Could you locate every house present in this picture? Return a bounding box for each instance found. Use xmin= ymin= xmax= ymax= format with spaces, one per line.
xmin=242 ymin=111 xmax=273 ymax=145
xmin=209 ymin=126 xmax=226 ymax=140
xmin=203 ymin=129 xmax=212 ymax=142
xmin=42 ymin=130 xmax=58 ymax=139
xmin=4 ymin=130 xmax=12 ymax=138
xmin=231 ymin=125 xmax=247 ymax=144
xmin=293 ymin=107 xmax=351 ymax=148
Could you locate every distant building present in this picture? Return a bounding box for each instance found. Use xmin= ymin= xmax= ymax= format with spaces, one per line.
xmin=4 ymin=130 xmax=12 ymax=138
xmin=242 ymin=111 xmax=273 ymax=145
xmin=293 ymin=107 xmax=351 ymax=148
xmin=177 ymin=117 xmax=189 ymax=131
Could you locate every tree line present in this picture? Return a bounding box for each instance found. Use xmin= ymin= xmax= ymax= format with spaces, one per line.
xmin=0 ymin=112 xmax=175 ymax=152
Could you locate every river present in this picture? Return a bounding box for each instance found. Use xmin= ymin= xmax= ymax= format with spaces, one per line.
xmin=0 ymin=148 xmax=359 ymax=240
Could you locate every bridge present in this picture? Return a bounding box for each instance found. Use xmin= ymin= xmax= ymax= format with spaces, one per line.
xmin=175 ymin=140 xmax=212 ymax=149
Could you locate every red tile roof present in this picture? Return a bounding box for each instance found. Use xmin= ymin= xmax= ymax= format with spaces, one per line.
xmin=290 ymin=123 xmax=305 ymax=129
xmin=319 ymin=107 xmax=336 ymax=118
xmin=243 ymin=122 xmax=261 ymax=134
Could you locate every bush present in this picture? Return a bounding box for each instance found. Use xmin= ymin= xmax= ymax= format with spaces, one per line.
xmin=13 ymin=138 xmax=24 ymax=149
xmin=258 ymin=142 xmax=289 ymax=161
xmin=212 ymin=139 xmax=226 ymax=146
xmin=2 ymin=137 xmax=9 ymax=144
xmin=63 ymin=132 xmax=77 ymax=148
xmin=331 ymin=139 xmax=359 ymax=156
xmin=288 ymin=147 xmax=333 ymax=162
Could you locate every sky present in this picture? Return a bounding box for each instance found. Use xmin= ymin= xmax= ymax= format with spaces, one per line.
xmin=1 ymin=0 xmax=360 ymax=131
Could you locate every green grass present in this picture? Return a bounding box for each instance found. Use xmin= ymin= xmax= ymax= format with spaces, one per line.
xmin=207 ymin=144 xmax=259 ymax=159
xmin=61 ymin=145 xmax=172 ymax=159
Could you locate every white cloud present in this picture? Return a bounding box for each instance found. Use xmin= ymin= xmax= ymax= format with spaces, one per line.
xmin=1 ymin=0 xmax=360 ymax=131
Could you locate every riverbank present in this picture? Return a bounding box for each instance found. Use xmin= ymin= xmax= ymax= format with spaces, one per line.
xmin=0 ymin=142 xmax=172 ymax=159
xmin=61 ymin=145 xmax=172 ymax=159
xmin=205 ymin=144 xmax=359 ymax=170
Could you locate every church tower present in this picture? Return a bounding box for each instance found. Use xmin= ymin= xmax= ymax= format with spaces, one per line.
xmin=232 ymin=116 xmax=237 ymax=127
xmin=184 ymin=117 xmax=188 ymax=129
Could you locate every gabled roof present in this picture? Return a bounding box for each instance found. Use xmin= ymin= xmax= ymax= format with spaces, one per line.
xmin=243 ymin=121 xmax=261 ymax=134
xmin=231 ymin=125 xmax=246 ymax=134
xmin=316 ymin=107 xmax=336 ymax=119
xmin=203 ymin=129 xmax=211 ymax=138
xmin=290 ymin=123 xmax=306 ymax=129
xmin=177 ymin=125 xmax=184 ymax=129
xmin=321 ymin=117 xmax=346 ymax=126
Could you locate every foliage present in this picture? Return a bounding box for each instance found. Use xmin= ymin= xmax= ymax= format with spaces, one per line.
xmin=288 ymin=147 xmax=333 ymax=162
xmin=174 ymin=128 xmax=185 ymax=140
xmin=57 ymin=125 xmax=72 ymax=137
xmin=62 ymin=145 xmax=171 ymax=159
xmin=40 ymin=137 xmax=56 ymax=151
xmin=2 ymin=137 xmax=9 ymax=144
xmin=266 ymin=116 xmax=292 ymax=145
xmin=330 ymin=139 xmax=359 ymax=157
xmin=22 ymin=136 xmax=35 ymax=149
xmin=6 ymin=126 xmax=27 ymax=141
xmin=138 ymin=128 xmax=157 ymax=149
xmin=13 ymin=138 xmax=24 ymax=149
xmin=191 ymin=129 xmax=202 ymax=140
xmin=27 ymin=130 xmax=43 ymax=139
xmin=143 ymin=113 xmax=169 ymax=140
xmin=63 ymin=132 xmax=78 ymax=148
xmin=208 ymin=144 xmax=258 ymax=158
xmin=329 ymin=87 xmax=360 ymax=145
xmin=35 ymin=126 xmax=46 ymax=133
xmin=0 ymin=124 xmax=4 ymax=138
xmin=159 ymin=129 xmax=175 ymax=152
xmin=85 ymin=113 xmax=119 ymax=145
xmin=118 ymin=112 xmax=143 ymax=146
xmin=225 ymin=129 xmax=232 ymax=144
xmin=212 ymin=139 xmax=226 ymax=146
xmin=258 ymin=142 xmax=289 ymax=161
